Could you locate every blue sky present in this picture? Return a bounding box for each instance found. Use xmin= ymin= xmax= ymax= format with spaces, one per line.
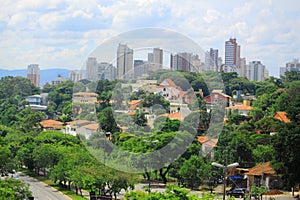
xmin=0 ymin=0 xmax=299 ymax=77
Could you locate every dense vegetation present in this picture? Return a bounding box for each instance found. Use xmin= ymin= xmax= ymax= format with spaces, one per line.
xmin=0 ymin=70 xmax=299 ymax=199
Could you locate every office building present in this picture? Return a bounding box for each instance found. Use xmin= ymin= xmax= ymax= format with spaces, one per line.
xmin=27 ymin=64 xmax=40 ymax=87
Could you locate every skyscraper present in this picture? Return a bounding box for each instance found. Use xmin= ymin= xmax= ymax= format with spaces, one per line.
xmin=86 ymin=57 xmax=97 ymax=81
xmin=170 ymin=52 xmax=192 ymax=72
xmin=117 ymin=44 xmax=133 ymax=80
xmin=247 ymin=61 xmax=266 ymax=81
xmin=205 ymin=48 xmax=219 ymax=71
xmin=27 ymin=64 xmax=40 ymax=87
xmin=225 ymin=38 xmax=240 ymax=71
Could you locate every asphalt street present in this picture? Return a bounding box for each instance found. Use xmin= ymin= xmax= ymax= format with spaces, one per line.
xmin=18 ymin=173 xmax=71 ymax=200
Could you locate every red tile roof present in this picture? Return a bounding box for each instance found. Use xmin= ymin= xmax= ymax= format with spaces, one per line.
xmin=161 ymin=112 xmax=184 ymax=120
xmin=273 ymin=112 xmax=291 ymax=123
xmin=82 ymin=123 xmax=99 ymax=131
xmin=40 ymin=120 xmax=63 ymax=129
xmin=197 ymin=136 xmax=218 ymax=147
xmin=228 ymin=105 xmax=253 ymax=111
xmin=245 ymin=162 xmax=275 ymax=176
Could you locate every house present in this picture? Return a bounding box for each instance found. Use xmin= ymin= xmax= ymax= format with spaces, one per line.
xmin=73 ymin=92 xmax=98 ymax=104
xmin=128 ymin=100 xmax=142 ymax=112
xmin=161 ymin=112 xmax=184 ymax=121
xmin=227 ymin=104 xmax=253 ymax=116
xmin=40 ymin=119 xmax=63 ymax=130
xmin=245 ymin=162 xmax=280 ymax=191
xmin=170 ymin=102 xmax=192 ymax=118
xmin=273 ymin=111 xmax=291 ymax=123
xmin=197 ymin=136 xmax=218 ymax=159
xmin=205 ymin=90 xmax=231 ymax=107
xmin=77 ymin=122 xmax=99 ymax=139
xmin=25 ymin=95 xmax=47 ymax=111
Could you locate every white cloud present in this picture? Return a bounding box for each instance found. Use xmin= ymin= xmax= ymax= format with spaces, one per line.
xmin=203 ymin=9 xmax=221 ymax=23
xmin=0 ymin=0 xmax=299 ymax=77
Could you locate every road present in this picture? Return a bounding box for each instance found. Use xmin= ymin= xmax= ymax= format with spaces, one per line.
xmin=18 ymin=173 xmax=71 ymax=200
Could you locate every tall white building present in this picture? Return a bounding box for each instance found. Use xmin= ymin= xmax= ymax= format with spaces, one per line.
xmin=239 ymin=57 xmax=246 ymax=77
xmin=225 ymin=38 xmax=240 ymax=72
xmin=86 ymin=57 xmax=97 ymax=81
xmin=117 ymin=44 xmax=133 ymax=80
xmin=97 ymin=62 xmax=117 ymax=81
xmin=205 ymin=48 xmax=219 ymax=71
xmin=190 ymin=54 xmax=203 ymax=73
xmin=27 ymin=64 xmax=40 ymax=87
xmin=247 ymin=61 xmax=266 ymax=81
xmin=69 ymin=70 xmax=84 ymax=82
xmin=280 ymin=59 xmax=300 ymax=77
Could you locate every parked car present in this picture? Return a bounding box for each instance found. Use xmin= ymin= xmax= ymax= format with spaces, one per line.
xmin=226 ymin=188 xmax=246 ymax=198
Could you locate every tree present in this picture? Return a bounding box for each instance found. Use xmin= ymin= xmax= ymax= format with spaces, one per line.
xmin=0 ymin=178 xmax=32 ymax=200
xmin=97 ymin=107 xmax=121 ymax=133
xmin=272 ymin=123 xmax=300 ymax=188
xmin=0 ymin=76 xmax=39 ymax=100
xmin=184 ymin=111 xmax=210 ymax=134
xmin=141 ymin=94 xmax=170 ymax=112
xmin=178 ymin=155 xmax=211 ymax=189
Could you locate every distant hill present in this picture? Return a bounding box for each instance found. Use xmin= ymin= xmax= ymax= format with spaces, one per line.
xmin=0 ymin=68 xmax=72 ymax=86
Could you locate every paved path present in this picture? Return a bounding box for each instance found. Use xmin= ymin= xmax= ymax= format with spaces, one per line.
xmin=19 ymin=173 xmax=71 ymax=200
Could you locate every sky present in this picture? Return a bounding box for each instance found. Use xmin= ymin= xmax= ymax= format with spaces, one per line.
xmin=0 ymin=0 xmax=299 ymax=77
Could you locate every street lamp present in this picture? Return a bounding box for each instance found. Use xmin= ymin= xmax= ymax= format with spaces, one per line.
xmin=212 ymin=162 xmax=239 ymax=200
xmin=143 ymin=139 xmax=159 ymax=193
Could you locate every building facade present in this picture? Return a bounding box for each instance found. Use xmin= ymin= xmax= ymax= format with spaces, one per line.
xmin=117 ymin=44 xmax=133 ymax=80
xmin=170 ymin=52 xmax=192 ymax=72
xmin=97 ymin=62 xmax=117 ymax=81
xmin=86 ymin=57 xmax=98 ymax=81
xmin=27 ymin=64 xmax=40 ymax=87
xmin=247 ymin=61 xmax=267 ymax=82
xmin=225 ymin=38 xmax=240 ymax=72
xmin=205 ymin=48 xmax=219 ymax=71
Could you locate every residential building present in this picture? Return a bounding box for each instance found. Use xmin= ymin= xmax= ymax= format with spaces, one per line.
xmin=40 ymin=119 xmax=63 ymax=130
xmin=204 ymin=89 xmax=231 ymax=106
xmin=247 ymin=61 xmax=266 ymax=81
xmin=148 ymin=48 xmax=163 ymax=71
xmin=190 ymin=54 xmax=204 ymax=73
xmin=197 ymin=136 xmax=218 ymax=159
xmin=227 ymin=101 xmax=253 ymax=116
xmin=170 ymin=52 xmax=192 ymax=72
xmin=279 ymin=59 xmax=300 ymax=77
xmin=86 ymin=57 xmax=98 ymax=81
xmin=225 ymin=38 xmax=240 ymax=72
xmin=27 ymin=64 xmax=40 ymax=87
xmin=239 ymin=57 xmax=246 ymax=77
xmin=97 ymin=62 xmax=117 ymax=81
xmin=133 ymin=60 xmax=147 ymax=78
xmin=273 ymin=111 xmax=291 ymax=123
xmin=51 ymin=75 xmax=68 ymax=85
xmin=205 ymin=48 xmax=219 ymax=71
xmin=117 ymin=43 xmax=133 ymax=80
xmin=69 ymin=70 xmax=84 ymax=82
xmin=245 ymin=162 xmax=280 ymax=191
xmin=25 ymin=94 xmax=47 ymax=111
xmin=73 ymin=92 xmax=98 ymax=104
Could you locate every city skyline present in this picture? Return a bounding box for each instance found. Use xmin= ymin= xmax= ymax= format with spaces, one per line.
xmin=0 ymin=1 xmax=299 ymax=77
